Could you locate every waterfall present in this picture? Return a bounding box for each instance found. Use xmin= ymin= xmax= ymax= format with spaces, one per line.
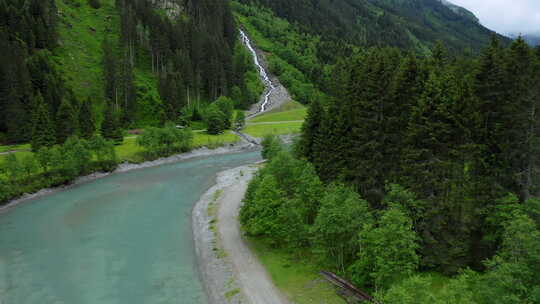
xmin=239 ymin=29 xmax=275 ymax=114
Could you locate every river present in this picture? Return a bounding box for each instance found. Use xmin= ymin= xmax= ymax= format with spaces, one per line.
xmin=0 ymin=151 xmax=261 ymax=304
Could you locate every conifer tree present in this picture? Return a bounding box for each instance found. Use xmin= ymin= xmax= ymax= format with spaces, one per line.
xmin=298 ymin=97 xmax=323 ymax=162
xmin=101 ymin=103 xmax=123 ymax=144
xmin=31 ymin=92 xmax=56 ymax=151
xmin=56 ymin=97 xmax=77 ymax=144
xmin=79 ymin=98 xmax=96 ymax=139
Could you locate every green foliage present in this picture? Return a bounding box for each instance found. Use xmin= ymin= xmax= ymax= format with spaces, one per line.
xmin=2 ymin=154 xmax=23 ymax=181
xmin=79 ymin=98 xmax=96 ymax=139
xmin=56 ymin=97 xmax=78 ymax=144
xmin=20 ymin=155 xmax=38 ymax=178
xmin=136 ymin=125 xmax=193 ymax=158
xmin=311 ymin=184 xmax=373 ymax=273
xmin=61 ymin=137 xmax=92 ymax=177
xmin=89 ymin=135 xmax=117 ymax=162
xmin=31 ymin=93 xmax=56 ymax=152
xmin=0 ymin=135 xmax=119 ymax=205
xmin=205 ymin=105 xmax=228 ymax=135
xmin=233 ymin=3 xmax=327 ymax=104
xmin=261 ymin=135 xmax=282 ymax=160
xmin=237 ymin=0 xmax=508 ymax=53
xmin=351 ymin=207 xmax=419 ymax=291
xmin=242 ymin=174 xmax=287 ymax=238
xmin=214 ymin=96 xmax=235 ymax=128
xmin=298 ymin=98 xmax=323 ymax=162
xmin=234 ymin=111 xmax=246 ymax=130
xmin=241 ymin=150 xmax=325 ymax=249
xmin=36 ymin=147 xmax=54 ymax=171
xmin=101 ymin=104 xmax=123 ymax=144
xmin=475 ymin=212 xmax=540 ymax=303
xmin=381 ymin=275 xmax=436 ymax=304
xmin=301 ymin=37 xmax=540 ymax=275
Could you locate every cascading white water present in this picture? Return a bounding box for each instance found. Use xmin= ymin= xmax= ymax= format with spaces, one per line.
xmin=239 ymin=29 xmax=275 ymax=114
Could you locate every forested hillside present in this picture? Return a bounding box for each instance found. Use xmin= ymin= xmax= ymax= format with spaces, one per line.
xmin=0 ymin=0 xmax=261 ymax=146
xmin=242 ymin=37 xmax=540 ymax=302
xmin=237 ymin=0 xmax=509 ymax=53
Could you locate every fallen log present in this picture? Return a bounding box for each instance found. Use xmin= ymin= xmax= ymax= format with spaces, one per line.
xmin=320 ymin=270 xmax=381 ymax=304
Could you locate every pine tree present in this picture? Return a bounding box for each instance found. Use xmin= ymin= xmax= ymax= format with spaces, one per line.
xmin=500 ymin=37 xmax=540 ymax=202
xmin=31 ymin=92 xmax=56 ymax=151
xmin=56 ymin=97 xmax=77 ymax=144
xmin=298 ymin=97 xmax=323 ymax=162
xmin=79 ymin=98 xmax=96 ymax=139
xmin=101 ymin=103 xmax=123 ymax=144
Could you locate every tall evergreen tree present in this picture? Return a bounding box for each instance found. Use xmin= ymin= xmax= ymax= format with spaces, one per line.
xmin=101 ymin=103 xmax=123 ymax=144
xmin=79 ymin=98 xmax=96 ymax=139
xmin=298 ymin=97 xmax=323 ymax=162
xmin=56 ymin=97 xmax=77 ymax=144
xmin=31 ymin=92 xmax=55 ymax=151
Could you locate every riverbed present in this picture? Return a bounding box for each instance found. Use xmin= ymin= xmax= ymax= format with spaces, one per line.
xmin=0 ymin=151 xmax=261 ymax=304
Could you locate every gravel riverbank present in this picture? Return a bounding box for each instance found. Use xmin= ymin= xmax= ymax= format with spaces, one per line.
xmin=192 ymin=164 xmax=289 ymax=304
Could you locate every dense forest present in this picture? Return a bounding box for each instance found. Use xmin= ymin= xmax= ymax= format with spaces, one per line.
xmin=241 ymin=38 xmax=540 ymax=302
xmin=236 ymin=0 xmax=510 ymax=53
xmin=0 ymin=0 xmax=261 ymax=147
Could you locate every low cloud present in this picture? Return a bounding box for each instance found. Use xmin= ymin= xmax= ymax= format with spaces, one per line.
xmin=449 ymin=0 xmax=540 ymax=35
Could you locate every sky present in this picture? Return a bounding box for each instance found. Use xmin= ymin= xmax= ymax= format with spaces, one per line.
xmin=449 ymin=0 xmax=540 ymax=35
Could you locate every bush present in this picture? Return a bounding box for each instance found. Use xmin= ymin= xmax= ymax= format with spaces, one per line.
xmin=235 ymin=111 xmax=246 ymax=130
xmin=137 ymin=125 xmax=193 ymax=158
xmin=261 ymin=135 xmax=282 ymax=160
xmin=205 ymin=105 xmax=228 ymax=135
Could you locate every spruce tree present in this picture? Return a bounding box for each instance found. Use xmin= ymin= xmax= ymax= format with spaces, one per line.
xmin=298 ymin=97 xmax=323 ymax=162
xmin=501 ymin=37 xmax=539 ymax=201
xmin=79 ymin=98 xmax=96 ymax=139
xmin=56 ymin=97 xmax=77 ymax=144
xmin=101 ymin=103 xmax=123 ymax=144
xmin=31 ymin=92 xmax=56 ymax=151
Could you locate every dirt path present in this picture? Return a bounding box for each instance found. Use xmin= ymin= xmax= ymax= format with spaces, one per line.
xmin=0 ymin=149 xmax=30 ymax=156
xmin=216 ymin=168 xmax=289 ymax=304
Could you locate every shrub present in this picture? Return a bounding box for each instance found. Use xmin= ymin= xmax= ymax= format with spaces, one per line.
xmin=137 ymin=125 xmax=193 ymax=158
xmin=205 ymin=105 xmax=228 ymax=135
xmin=261 ymin=135 xmax=282 ymax=160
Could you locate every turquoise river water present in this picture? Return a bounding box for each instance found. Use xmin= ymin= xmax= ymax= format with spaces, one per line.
xmin=0 ymin=151 xmax=261 ymax=304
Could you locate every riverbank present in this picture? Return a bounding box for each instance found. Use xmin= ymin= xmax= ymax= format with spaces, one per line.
xmin=0 ymin=140 xmax=257 ymax=214
xmin=193 ymin=164 xmax=289 ymax=304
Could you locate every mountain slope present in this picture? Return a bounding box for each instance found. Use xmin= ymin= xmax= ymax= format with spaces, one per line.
xmin=237 ymin=0 xmax=509 ymax=53
xmin=439 ymin=0 xmax=478 ymax=23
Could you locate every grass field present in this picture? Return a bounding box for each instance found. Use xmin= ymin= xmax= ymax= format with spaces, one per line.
xmin=249 ymin=108 xmax=306 ymax=123
xmin=0 ymin=132 xmax=240 ymax=165
xmin=116 ymin=132 xmax=240 ymax=163
xmin=243 ymin=121 xmax=303 ymax=137
xmin=249 ymin=238 xmax=345 ymax=304
xmin=193 ymin=131 xmax=240 ymax=148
